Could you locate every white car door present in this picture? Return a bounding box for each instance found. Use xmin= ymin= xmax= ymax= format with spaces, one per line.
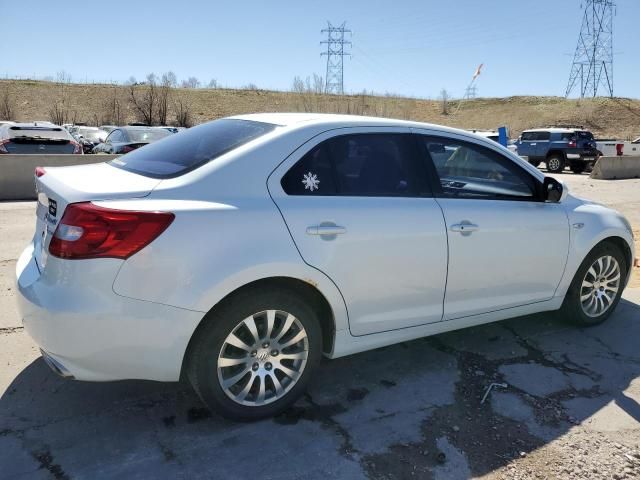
xmin=268 ymin=127 xmax=448 ymax=336
xmin=415 ymin=131 xmax=570 ymax=320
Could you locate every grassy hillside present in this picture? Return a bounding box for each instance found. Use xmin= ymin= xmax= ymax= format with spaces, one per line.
xmin=1 ymin=79 xmax=639 ymax=138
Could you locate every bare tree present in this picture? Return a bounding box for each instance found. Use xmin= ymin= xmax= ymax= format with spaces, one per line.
xmin=56 ymin=70 xmax=72 ymax=84
xmin=157 ymin=72 xmax=174 ymax=125
xmin=243 ymin=83 xmax=258 ymax=91
xmin=125 ymin=76 xmax=137 ymax=86
xmin=440 ymin=89 xmax=450 ymax=115
xmin=0 ymin=87 xmax=14 ymax=120
xmin=173 ymin=97 xmax=192 ymax=127
xmin=48 ymin=101 xmax=67 ymax=125
xmin=101 ymin=86 xmax=124 ymax=125
xmin=207 ymin=78 xmax=219 ymax=89
xmin=129 ymin=73 xmax=158 ymax=125
xmin=181 ymin=77 xmax=200 ymax=89
xmin=165 ymin=71 xmax=177 ymax=87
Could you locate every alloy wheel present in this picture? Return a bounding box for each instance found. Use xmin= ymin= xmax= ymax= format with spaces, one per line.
xmin=580 ymin=255 xmax=621 ymax=317
xmin=217 ymin=310 xmax=309 ymax=406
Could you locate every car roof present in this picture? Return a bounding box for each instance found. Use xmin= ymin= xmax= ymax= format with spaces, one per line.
xmin=522 ymin=127 xmax=587 ymax=133
xmin=230 ymin=112 xmax=494 ymax=139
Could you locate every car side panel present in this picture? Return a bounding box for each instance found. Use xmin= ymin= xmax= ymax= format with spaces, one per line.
xmin=108 ymin=198 xmax=350 ymax=335
xmin=554 ymin=198 xmax=635 ymax=298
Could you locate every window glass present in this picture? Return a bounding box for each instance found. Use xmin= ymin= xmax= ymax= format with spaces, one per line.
xmin=109 ymin=119 xmax=276 ymax=178
xmin=126 ymin=128 xmax=172 ymax=143
xmin=537 ymin=131 xmax=551 ymax=140
xmin=560 ymin=132 xmax=574 ymax=141
xmin=576 ymin=131 xmax=594 ymax=140
xmin=281 ymin=134 xmax=417 ymax=197
xmin=106 ymin=130 xmax=122 ymax=143
xmin=521 ymin=132 xmax=536 ymax=141
xmin=420 ymin=136 xmax=534 ymax=199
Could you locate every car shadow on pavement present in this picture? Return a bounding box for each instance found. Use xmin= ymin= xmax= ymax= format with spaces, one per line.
xmin=1 ymin=297 xmax=639 ymax=479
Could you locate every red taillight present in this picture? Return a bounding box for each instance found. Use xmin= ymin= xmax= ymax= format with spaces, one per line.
xmin=121 ymin=145 xmax=136 ymax=153
xmin=568 ymin=137 xmax=577 ymax=148
xmin=70 ymin=140 xmax=82 ymax=154
xmin=49 ymin=202 xmax=174 ymax=260
xmin=35 ymin=166 xmax=46 ymax=177
xmin=0 ymin=139 xmax=9 ymax=154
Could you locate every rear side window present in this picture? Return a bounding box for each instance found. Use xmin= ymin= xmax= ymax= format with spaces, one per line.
xmin=536 ymin=131 xmax=550 ymax=140
xmin=109 ymin=119 xmax=276 ymax=178
xmin=281 ymin=134 xmax=423 ymax=197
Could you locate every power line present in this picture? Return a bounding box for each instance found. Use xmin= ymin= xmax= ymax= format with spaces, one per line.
xmin=321 ymin=22 xmax=351 ymax=95
xmin=565 ymin=0 xmax=616 ymax=98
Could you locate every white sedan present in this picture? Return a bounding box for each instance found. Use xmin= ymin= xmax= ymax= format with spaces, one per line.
xmin=16 ymin=114 xmax=635 ymax=420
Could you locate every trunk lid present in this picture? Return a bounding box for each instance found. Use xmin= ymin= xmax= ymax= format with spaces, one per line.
xmin=33 ymin=162 xmax=161 ymax=269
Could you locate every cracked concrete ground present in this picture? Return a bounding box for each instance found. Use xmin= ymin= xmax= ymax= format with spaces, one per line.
xmin=1 ymin=174 xmax=640 ymax=479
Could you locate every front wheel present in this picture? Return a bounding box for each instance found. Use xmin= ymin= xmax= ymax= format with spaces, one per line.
xmin=546 ymin=155 xmax=565 ymax=173
xmin=187 ymin=288 xmax=322 ymax=420
xmin=559 ymin=242 xmax=627 ymax=326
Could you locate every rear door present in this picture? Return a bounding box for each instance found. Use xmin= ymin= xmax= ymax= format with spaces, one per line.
xmin=268 ymin=127 xmax=448 ymax=336
xmin=414 ymin=131 xmax=570 ymax=320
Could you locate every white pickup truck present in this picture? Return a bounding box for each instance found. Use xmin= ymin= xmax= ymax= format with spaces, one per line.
xmin=595 ymin=137 xmax=640 ymax=157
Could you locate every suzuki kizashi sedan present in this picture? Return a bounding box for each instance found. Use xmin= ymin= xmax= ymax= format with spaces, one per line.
xmin=16 ymin=114 xmax=635 ymax=420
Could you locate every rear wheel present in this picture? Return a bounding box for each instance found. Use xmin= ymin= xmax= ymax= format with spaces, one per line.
xmin=559 ymin=242 xmax=626 ymax=326
xmin=546 ymin=155 xmax=565 ymax=173
xmin=187 ymin=288 xmax=322 ymax=420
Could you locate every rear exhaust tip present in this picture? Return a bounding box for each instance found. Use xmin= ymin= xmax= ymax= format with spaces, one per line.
xmin=40 ymin=349 xmax=74 ymax=379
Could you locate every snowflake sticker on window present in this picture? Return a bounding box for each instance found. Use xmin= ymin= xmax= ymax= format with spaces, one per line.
xmin=302 ymin=172 xmax=320 ymax=192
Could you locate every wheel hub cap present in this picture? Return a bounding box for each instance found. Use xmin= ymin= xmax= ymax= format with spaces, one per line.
xmin=580 ymin=255 xmax=621 ymax=317
xmin=217 ymin=310 xmax=309 ymax=407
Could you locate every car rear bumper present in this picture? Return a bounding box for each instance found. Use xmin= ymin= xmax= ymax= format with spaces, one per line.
xmin=15 ymin=244 xmax=204 ymax=382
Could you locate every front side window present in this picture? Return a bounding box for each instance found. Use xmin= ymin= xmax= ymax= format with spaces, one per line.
xmin=521 ymin=132 xmax=536 ymax=141
xmin=420 ymin=136 xmax=535 ymax=200
xmin=281 ymin=134 xmax=422 ymax=197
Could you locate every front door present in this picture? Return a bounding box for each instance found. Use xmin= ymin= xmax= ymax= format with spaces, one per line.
xmin=415 ymin=131 xmax=570 ymax=320
xmin=268 ymin=127 xmax=448 ymax=336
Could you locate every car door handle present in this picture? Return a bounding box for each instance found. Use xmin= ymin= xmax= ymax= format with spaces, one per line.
xmin=306 ymin=225 xmax=347 ymax=235
xmin=450 ymin=223 xmax=479 ymax=233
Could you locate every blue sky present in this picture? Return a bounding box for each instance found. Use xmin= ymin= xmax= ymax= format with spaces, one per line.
xmin=4 ymin=0 xmax=638 ymax=99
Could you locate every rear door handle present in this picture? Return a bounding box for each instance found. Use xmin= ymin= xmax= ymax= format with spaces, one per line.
xmin=450 ymin=223 xmax=479 ymax=233
xmin=306 ymin=225 xmax=347 ymax=235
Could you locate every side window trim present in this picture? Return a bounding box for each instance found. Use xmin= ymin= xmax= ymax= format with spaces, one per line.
xmin=414 ymin=133 xmax=544 ymax=202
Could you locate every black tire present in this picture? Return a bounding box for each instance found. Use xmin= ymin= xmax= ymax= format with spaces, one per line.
xmin=187 ymin=287 xmax=322 ymax=421
xmin=559 ymin=242 xmax=627 ymax=326
xmin=546 ymin=154 xmax=565 ymax=173
xmin=570 ymin=163 xmax=587 ymax=174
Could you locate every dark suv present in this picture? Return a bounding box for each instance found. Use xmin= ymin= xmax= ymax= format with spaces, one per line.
xmin=514 ymin=127 xmax=598 ymax=174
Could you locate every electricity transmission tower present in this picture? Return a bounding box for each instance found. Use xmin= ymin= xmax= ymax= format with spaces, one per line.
xmin=464 ymin=85 xmax=478 ymax=99
xmin=321 ymin=22 xmax=351 ymax=94
xmin=565 ymin=0 xmax=615 ymax=98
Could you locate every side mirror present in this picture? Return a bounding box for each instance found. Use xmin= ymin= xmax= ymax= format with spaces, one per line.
xmin=543 ymin=177 xmax=563 ymax=203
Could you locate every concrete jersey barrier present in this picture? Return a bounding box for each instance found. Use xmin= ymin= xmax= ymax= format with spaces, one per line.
xmin=0 ymin=154 xmax=119 ymax=200
xmin=590 ymin=156 xmax=640 ymax=180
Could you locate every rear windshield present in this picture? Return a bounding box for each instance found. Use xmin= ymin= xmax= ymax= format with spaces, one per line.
xmin=126 ymin=128 xmax=172 ymax=143
xmin=109 ymin=119 xmax=277 ymax=178
xmin=78 ymin=128 xmax=106 ymax=141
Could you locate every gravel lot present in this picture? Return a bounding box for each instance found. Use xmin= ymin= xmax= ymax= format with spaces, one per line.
xmin=1 ymin=174 xmax=639 ymax=479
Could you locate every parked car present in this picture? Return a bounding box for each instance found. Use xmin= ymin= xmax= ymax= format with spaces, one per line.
xmin=73 ymin=126 xmax=108 ymax=154
xmin=99 ymin=125 xmax=117 ymax=134
xmin=0 ymin=122 xmax=81 ymax=154
xmin=513 ymin=127 xmax=598 ymax=174
xmin=595 ymin=137 xmax=640 ymax=157
xmin=16 ymin=114 xmax=634 ymax=420
xmin=92 ymin=126 xmax=172 ymax=154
